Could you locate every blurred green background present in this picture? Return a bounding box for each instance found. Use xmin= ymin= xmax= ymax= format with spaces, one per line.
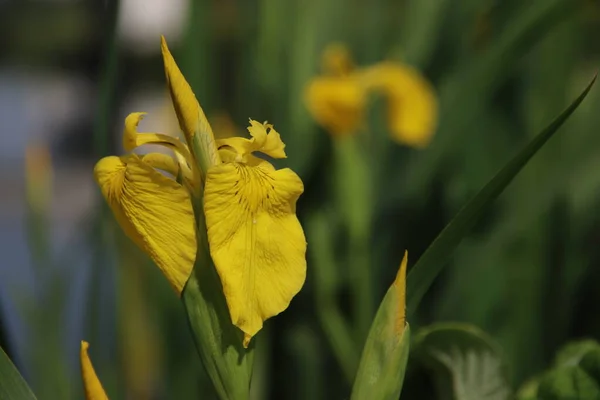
xmin=2 ymin=0 xmax=600 ymax=399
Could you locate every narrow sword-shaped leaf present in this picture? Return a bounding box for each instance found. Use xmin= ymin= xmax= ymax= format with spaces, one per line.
xmin=406 ymin=75 xmax=596 ymax=316
xmin=0 ymin=347 xmax=37 ymax=400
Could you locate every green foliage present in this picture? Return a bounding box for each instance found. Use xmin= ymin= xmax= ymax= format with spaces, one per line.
xmin=537 ymin=366 xmax=600 ymax=400
xmin=3 ymin=0 xmax=600 ymax=399
xmin=412 ymin=323 xmax=511 ymax=400
xmin=0 ymin=347 xmax=37 ymax=400
xmin=406 ymin=75 xmax=596 ymax=316
xmin=351 ymin=276 xmax=410 ymax=400
xmin=518 ymin=340 xmax=600 ymax=400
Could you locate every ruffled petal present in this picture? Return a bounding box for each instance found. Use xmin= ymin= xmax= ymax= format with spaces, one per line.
xmin=94 ymin=154 xmax=197 ymax=294
xmin=247 ymin=120 xmax=286 ymax=159
xmin=216 ymin=120 xmax=287 ymax=162
xmin=362 ymin=62 xmax=438 ymax=148
xmin=204 ymin=161 xmax=307 ymax=346
xmin=304 ymin=75 xmax=366 ymax=136
xmin=161 ymin=36 xmax=221 ymax=168
xmin=80 ymin=341 xmax=109 ymax=400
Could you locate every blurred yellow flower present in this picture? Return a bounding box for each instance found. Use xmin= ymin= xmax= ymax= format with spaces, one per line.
xmin=94 ymin=36 xmax=306 ymax=347
xmin=80 ymin=341 xmax=108 ymax=400
xmin=305 ymin=44 xmax=438 ymax=148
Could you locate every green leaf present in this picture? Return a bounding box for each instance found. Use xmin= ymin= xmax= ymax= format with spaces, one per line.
xmin=413 ymin=323 xmax=511 ymax=400
xmin=554 ymin=340 xmax=600 ymax=368
xmin=351 ymin=254 xmax=410 ymax=400
xmin=517 ymin=340 xmax=600 ymax=399
xmin=0 ymin=347 xmax=37 ymax=400
xmin=537 ymin=366 xmax=600 ymax=400
xmin=182 ymin=205 xmax=253 ymax=400
xmin=182 ymin=260 xmax=254 ymax=400
xmin=406 ymin=75 xmax=596 ymax=316
xmin=580 ymin=348 xmax=600 ymax=384
xmin=516 ymin=376 xmax=542 ymax=400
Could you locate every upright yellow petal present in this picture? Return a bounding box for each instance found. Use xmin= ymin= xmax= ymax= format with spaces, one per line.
xmin=204 ymin=161 xmax=307 ymax=346
xmin=160 ymin=36 xmax=221 ymax=168
xmin=80 ymin=341 xmax=109 ymax=400
xmin=123 ymin=113 xmax=195 ymax=165
xmin=247 ymin=120 xmax=287 ymax=159
xmin=216 ymin=120 xmax=287 ymax=164
xmin=304 ymin=75 xmax=366 ymax=136
xmin=94 ymin=154 xmax=197 ymax=294
xmin=362 ymin=62 xmax=438 ymax=148
xmin=321 ymin=43 xmax=354 ymax=76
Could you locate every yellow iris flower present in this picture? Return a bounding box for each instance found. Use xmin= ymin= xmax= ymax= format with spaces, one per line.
xmin=305 ymin=44 xmax=438 ymax=148
xmin=94 ymin=36 xmax=306 ymax=346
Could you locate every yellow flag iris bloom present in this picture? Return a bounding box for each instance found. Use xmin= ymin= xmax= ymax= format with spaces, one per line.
xmin=94 ymin=37 xmax=306 ymax=346
xmin=305 ymin=44 xmax=438 ymax=148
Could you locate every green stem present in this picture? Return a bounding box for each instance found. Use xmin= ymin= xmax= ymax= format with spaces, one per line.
xmin=333 ymin=136 xmax=374 ymax=344
xmin=306 ymin=211 xmax=358 ymax=383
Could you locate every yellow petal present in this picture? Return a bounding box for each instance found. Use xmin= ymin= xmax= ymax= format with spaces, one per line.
xmin=362 ymin=62 xmax=438 ymax=148
xmin=80 ymin=341 xmax=109 ymax=400
xmin=160 ymin=36 xmax=221 ymax=168
xmin=247 ymin=120 xmax=286 ymax=159
xmin=140 ymin=153 xmax=179 ymax=176
xmin=204 ymin=162 xmax=307 ymax=346
xmin=94 ymin=154 xmax=197 ymax=294
xmin=216 ymin=120 xmax=287 ymax=162
xmin=321 ymin=43 xmax=354 ymax=76
xmin=304 ymin=75 xmax=366 ymax=136
xmin=124 ymin=112 xmax=195 ymax=164
xmin=394 ymin=251 xmax=408 ymax=334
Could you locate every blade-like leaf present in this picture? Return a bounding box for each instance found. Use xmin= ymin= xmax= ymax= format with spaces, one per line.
xmin=413 ymin=323 xmax=511 ymax=400
xmin=406 ymin=76 xmax=596 ymax=315
xmin=0 ymin=347 xmax=37 ymax=400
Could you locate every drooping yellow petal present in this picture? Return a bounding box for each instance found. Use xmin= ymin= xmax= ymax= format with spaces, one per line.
xmin=394 ymin=251 xmax=408 ymax=334
xmin=94 ymin=154 xmax=197 ymax=294
xmin=304 ymin=75 xmax=367 ymax=136
xmin=362 ymin=62 xmax=438 ymax=148
xmin=204 ymin=161 xmax=307 ymax=346
xmin=80 ymin=341 xmax=109 ymax=400
xmin=160 ymin=36 xmax=221 ymax=169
